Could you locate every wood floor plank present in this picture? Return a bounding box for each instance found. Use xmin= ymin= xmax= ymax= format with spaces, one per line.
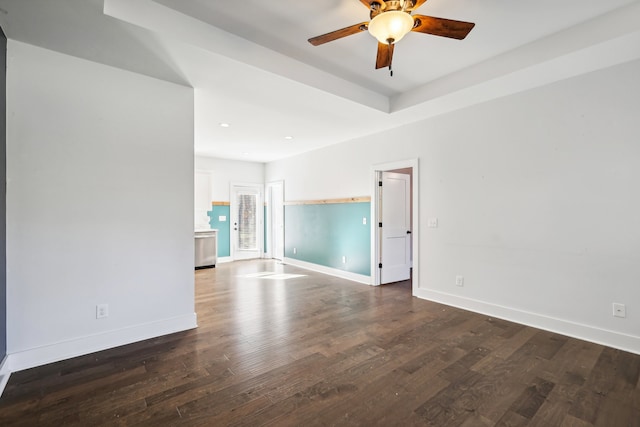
xmin=569 ymin=346 xmax=640 ymax=424
xmin=561 ymin=414 xmax=595 ymax=427
xmin=496 ymin=410 xmax=530 ymax=427
xmin=510 ymin=376 xmax=556 ymax=419
xmin=0 ymin=260 xmax=639 ymax=426
xmin=529 ymin=395 xmax=579 ymax=427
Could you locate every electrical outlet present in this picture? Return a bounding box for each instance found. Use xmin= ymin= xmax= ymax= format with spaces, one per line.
xmin=96 ymin=304 xmax=109 ymax=319
xmin=293 ymin=247 xmax=297 ymax=254
xmin=363 ymin=217 xmax=367 ymax=225
xmin=455 ymin=275 xmax=464 ymax=287
xmin=613 ymin=303 xmax=626 ymax=318
xmin=342 ymin=256 xmax=347 ymax=264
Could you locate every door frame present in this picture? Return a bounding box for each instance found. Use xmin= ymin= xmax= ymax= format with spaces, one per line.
xmin=380 ymin=171 xmax=411 ymax=284
xmin=230 ymin=182 xmax=264 ymax=261
xmin=265 ymin=180 xmax=284 ymax=260
xmin=370 ymin=159 xmax=419 ymax=294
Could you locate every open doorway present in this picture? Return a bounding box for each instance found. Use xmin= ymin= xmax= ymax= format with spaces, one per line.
xmin=370 ymin=159 xmax=419 ymax=294
xmin=265 ymin=181 xmax=284 ymax=261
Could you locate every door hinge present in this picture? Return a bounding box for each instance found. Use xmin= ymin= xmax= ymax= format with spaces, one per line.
xmin=378 ymin=181 xmax=382 ymax=186
xmin=379 ymin=263 xmax=383 ymax=269
xmin=378 ymin=222 xmax=382 ymax=228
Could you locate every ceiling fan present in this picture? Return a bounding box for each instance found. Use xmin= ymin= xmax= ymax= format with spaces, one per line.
xmin=308 ymin=0 xmax=475 ymax=76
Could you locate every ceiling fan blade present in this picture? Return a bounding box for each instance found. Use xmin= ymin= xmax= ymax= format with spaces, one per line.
xmin=308 ymin=22 xmax=368 ymax=46
xmin=375 ymin=42 xmax=394 ymax=69
xmin=411 ymin=15 xmax=475 ymax=40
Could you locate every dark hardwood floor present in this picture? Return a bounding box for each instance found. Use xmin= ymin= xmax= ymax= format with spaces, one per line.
xmin=1 ymin=260 xmax=639 ymax=426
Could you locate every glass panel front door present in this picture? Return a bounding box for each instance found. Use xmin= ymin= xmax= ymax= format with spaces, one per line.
xmin=237 ymin=193 xmax=257 ymax=251
xmin=231 ymin=184 xmax=263 ymax=260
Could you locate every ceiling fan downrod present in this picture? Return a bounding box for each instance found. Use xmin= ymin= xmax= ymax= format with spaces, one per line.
xmin=387 ymin=39 xmax=393 ymax=77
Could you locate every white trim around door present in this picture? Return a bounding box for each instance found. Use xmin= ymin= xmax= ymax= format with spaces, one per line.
xmin=265 ymin=181 xmax=284 ymax=260
xmin=370 ymin=159 xmax=419 ymax=296
xmin=230 ymin=182 xmax=264 ymax=261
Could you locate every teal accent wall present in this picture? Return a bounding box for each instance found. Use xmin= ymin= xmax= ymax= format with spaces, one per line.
xmin=208 ymin=205 xmax=231 ymax=257
xmin=284 ymin=202 xmax=370 ymax=276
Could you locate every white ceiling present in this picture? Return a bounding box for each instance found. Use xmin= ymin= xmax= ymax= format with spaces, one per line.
xmin=1 ymin=0 xmax=639 ymax=162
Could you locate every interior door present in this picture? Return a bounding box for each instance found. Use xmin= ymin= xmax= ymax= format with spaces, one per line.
xmin=231 ymin=184 xmax=263 ymax=260
xmin=381 ymin=171 xmax=411 ymax=284
xmin=0 ymin=25 xmax=6 ymax=360
xmin=266 ymin=181 xmax=284 ymax=260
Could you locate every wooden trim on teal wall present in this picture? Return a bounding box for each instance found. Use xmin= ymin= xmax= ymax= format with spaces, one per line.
xmin=285 ymin=196 xmax=370 ymax=205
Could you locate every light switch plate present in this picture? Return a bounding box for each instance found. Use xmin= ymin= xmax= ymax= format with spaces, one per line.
xmin=427 ymin=218 xmax=438 ymax=228
xmin=219 ymin=216 xmax=227 ymax=221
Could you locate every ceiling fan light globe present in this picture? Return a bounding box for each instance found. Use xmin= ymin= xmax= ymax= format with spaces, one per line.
xmin=368 ymin=11 xmax=414 ymax=44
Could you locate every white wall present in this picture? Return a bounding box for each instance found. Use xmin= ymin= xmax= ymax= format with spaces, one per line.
xmin=195 ymin=156 xmax=264 ymax=201
xmin=5 ymin=41 xmax=196 ymax=371
xmin=266 ymin=59 xmax=640 ymax=354
xmin=195 ymin=171 xmax=213 ymax=229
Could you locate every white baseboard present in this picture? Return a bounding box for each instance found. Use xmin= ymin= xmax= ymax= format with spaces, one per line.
xmin=4 ymin=312 xmax=198 ymax=375
xmin=217 ymin=256 xmax=233 ymax=264
xmin=282 ymin=257 xmax=372 ymax=285
xmin=0 ymin=354 xmax=8 ymax=373
xmin=415 ymin=288 xmax=640 ymax=355
xmin=0 ymin=355 xmax=10 ymax=398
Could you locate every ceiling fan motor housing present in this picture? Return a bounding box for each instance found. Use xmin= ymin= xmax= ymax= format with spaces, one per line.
xmin=370 ymin=0 xmax=416 ymax=18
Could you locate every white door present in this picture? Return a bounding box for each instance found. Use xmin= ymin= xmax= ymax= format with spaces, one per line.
xmin=266 ymin=181 xmax=284 ymax=260
xmin=231 ymin=184 xmax=263 ymax=260
xmin=381 ymin=171 xmax=411 ymax=284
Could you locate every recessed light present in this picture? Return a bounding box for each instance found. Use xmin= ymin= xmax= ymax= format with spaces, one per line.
xmin=284 ymin=136 xmax=294 ymax=140
xmin=220 ymin=123 xmax=230 ymax=128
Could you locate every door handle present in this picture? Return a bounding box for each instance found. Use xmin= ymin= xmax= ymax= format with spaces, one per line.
xmin=406 ymin=230 xmax=412 ymax=234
